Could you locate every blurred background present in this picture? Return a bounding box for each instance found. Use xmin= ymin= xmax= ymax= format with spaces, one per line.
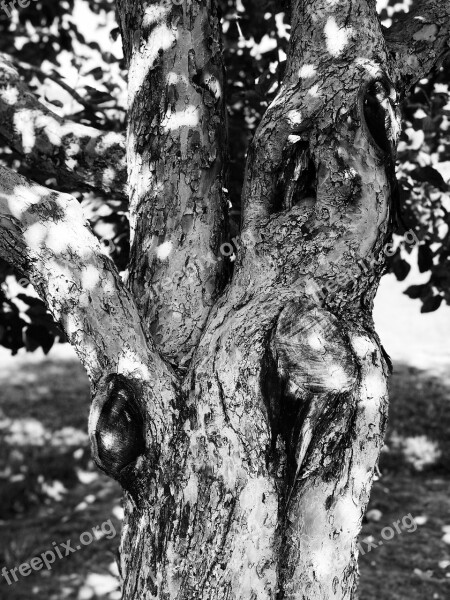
xmin=0 ymin=0 xmax=449 ymax=598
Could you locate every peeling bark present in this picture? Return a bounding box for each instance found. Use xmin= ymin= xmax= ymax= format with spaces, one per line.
xmin=115 ymin=1 xmax=401 ymax=597
xmin=116 ymin=0 xmax=228 ymax=367
xmin=0 ymin=165 xmax=143 ymax=379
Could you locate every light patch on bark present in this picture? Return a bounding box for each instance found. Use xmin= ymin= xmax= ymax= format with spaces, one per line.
xmin=228 ymin=477 xmax=278 ymax=599
xmin=324 ymin=17 xmax=353 ymax=57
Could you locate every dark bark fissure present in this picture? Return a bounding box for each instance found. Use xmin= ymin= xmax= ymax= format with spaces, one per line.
xmin=276 ymin=142 xmax=317 ymax=213
xmin=92 ymin=376 xmax=144 ymax=473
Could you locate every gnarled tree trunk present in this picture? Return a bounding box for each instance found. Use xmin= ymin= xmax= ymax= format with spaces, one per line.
xmin=0 ymin=0 xmax=448 ymax=598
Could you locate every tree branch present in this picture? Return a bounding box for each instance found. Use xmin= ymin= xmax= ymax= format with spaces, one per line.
xmin=0 ymin=164 xmax=157 ymax=384
xmin=0 ymin=54 xmax=127 ymax=199
xmin=14 ymin=58 xmax=125 ymax=116
xmin=385 ymin=0 xmax=450 ymax=95
xmin=202 ymin=1 xmax=398 ymax=595
xmin=239 ymin=0 xmax=397 ymax=274
xmin=0 ymin=164 xmax=180 ymax=484
xmin=116 ymin=0 xmax=228 ymax=367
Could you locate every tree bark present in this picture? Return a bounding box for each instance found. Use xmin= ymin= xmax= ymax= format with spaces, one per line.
xmin=115 ymin=1 xmax=398 ymax=597
xmin=0 ymin=0 xmax=449 ymax=599
xmin=116 ymin=0 xmax=228 ymax=367
xmin=384 ymin=0 xmax=450 ymax=96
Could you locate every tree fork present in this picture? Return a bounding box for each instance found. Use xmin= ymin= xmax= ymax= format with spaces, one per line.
xmin=0 ymin=0 xmax=449 ymax=599
xmin=93 ymin=0 xmax=444 ymax=597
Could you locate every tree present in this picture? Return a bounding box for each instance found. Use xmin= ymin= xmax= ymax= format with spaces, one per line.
xmin=0 ymin=0 xmax=449 ymax=598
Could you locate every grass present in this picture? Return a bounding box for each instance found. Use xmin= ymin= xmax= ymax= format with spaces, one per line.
xmin=0 ymin=349 xmax=449 ymax=599
xmin=359 ymin=363 xmax=450 ymax=600
xmin=0 ymin=347 xmax=122 ymax=600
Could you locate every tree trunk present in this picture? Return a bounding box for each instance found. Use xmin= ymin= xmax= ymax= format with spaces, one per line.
xmin=0 ymin=0 xmax=448 ymax=598
xmin=112 ymin=2 xmax=397 ymax=596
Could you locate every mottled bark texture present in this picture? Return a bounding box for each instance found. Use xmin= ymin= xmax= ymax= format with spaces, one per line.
xmin=384 ymin=0 xmax=450 ymax=96
xmin=0 ymin=0 xmax=448 ymax=599
xmin=116 ymin=0 xmax=228 ymax=367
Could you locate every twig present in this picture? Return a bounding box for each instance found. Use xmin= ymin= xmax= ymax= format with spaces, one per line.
xmin=15 ymin=59 xmax=125 ymax=114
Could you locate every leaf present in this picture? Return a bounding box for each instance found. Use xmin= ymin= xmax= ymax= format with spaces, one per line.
xmin=24 ymin=324 xmax=55 ymax=354
xmin=410 ymin=165 xmax=448 ymax=190
xmin=392 ymin=253 xmax=411 ymax=281
xmin=0 ymin=313 xmax=26 ymax=354
xmin=88 ymin=41 xmax=101 ymax=52
xmin=405 ymin=284 xmax=428 ymax=299
xmin=17 ymin=294 xmax=48 ymax=317
xmin=421 ymin=295 xmax=443 ymax=313
xmin=23 ymin=326 xmax=41 ymax=352
xmin=433 ymin=161 xmax=450 ymax=184
xmin=110 ymin=27 xmax=121 ymax=42
xmin=46 ymin=98 xmax=64 ymax=109
xmin=418 ymin=244 xmax=434 ymax=272
xmin=85 ymin=66 xmax=104 ymax=80
xmin=85 ymin=87 xmax=114 ymax=104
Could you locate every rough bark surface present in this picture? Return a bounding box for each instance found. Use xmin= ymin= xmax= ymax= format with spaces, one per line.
xmin=116 ymin=0 xmax=228 ymax=367
xmin=0 ymin=165 xmax=147 ymax=380
xmin=0 ymin=0 xmax=448 ymax=599
xmin=385 ymin=0 xmax=450 ymax=95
